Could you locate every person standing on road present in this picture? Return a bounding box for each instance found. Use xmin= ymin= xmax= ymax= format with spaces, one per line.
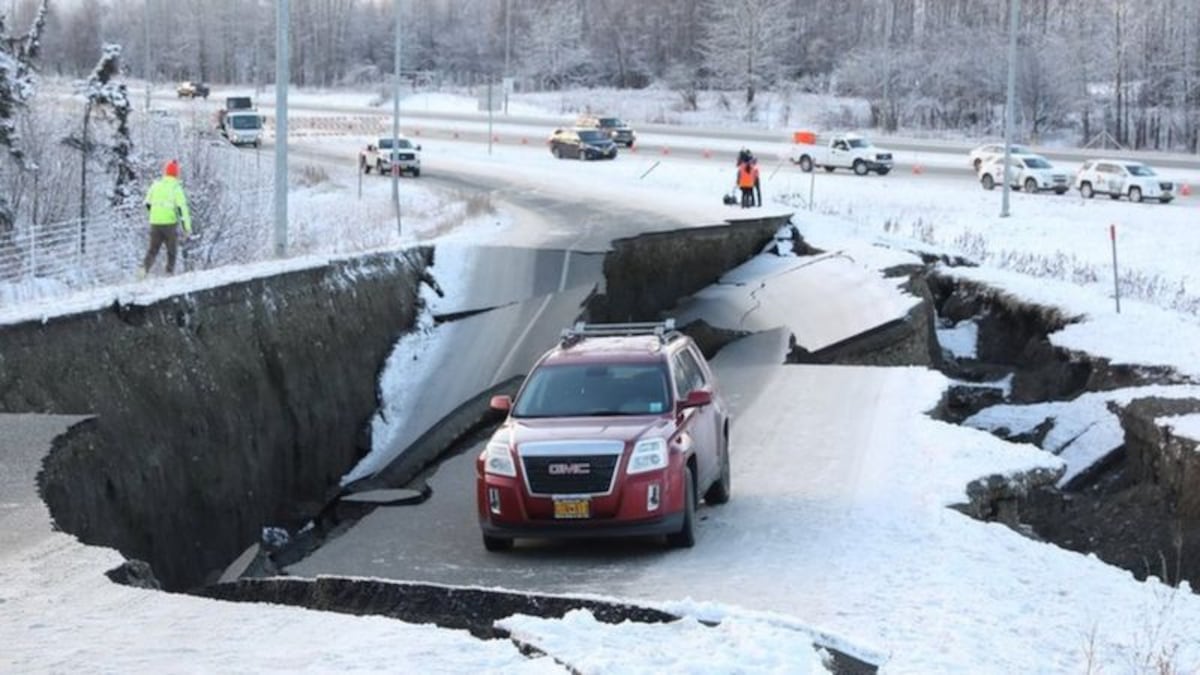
xmin=751 ymin=157 xmax=762 ymax=207
xmin=141 ymin=160 xmax=192 ymax=278
xmin=737 ymin=159 xmax=756 ymax=208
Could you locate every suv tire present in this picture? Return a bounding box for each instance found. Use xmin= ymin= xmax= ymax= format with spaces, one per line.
xmin=1129 ymin=186 xmax=1143 ymax=203
xmin=704 ymin=437 xmax=731 ymax=505
xmin=666 ymin=466 xmax=696 ymax=548
xmin=1080 ymin=182 xmax=1094 ymax=198
xmin=853 ymin=159 xmax=868 ymax=176
xmin=1024 ymin=177 xmax=1038 ymax=193
xmin=798 ymin=155 xmax=814 ymax=172
xmin=981 ymin=174 xmax=995 ymax=191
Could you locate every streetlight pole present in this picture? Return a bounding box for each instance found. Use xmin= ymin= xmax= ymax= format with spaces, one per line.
xmin=143 ymin=0 xmax=151 ymax=111
xmin=1000 ymin=0 xmax=1020 ymax=218
xmin=274 ymin=0 xmax=289 ymax=257
xmin=503 ymin=0 xmax=511 ymax=115
xmin=391 ymin=0 xmax=402 ymax=236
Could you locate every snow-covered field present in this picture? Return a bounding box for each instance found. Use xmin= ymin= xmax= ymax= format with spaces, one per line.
xmin=4 ymin=88 xmax=1200 ymax=673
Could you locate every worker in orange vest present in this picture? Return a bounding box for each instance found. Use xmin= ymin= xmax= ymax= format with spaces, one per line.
xmin=737 ymin=160 xmax=757 ymax=208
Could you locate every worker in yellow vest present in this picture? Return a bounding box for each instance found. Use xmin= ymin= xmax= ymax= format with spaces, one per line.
xmin=141 ymin=159 xmax=192 ymax=278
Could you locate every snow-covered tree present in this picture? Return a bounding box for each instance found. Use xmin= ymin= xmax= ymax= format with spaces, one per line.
xmin=0 ymin=0 xmax=48 ymax=231
xmin=699 ymin=0 xmax=791 ymax=107
xmin=65 ymin=43 xmax=136 ymax=249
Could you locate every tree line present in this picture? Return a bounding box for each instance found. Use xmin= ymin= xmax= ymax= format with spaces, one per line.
xmin=7 ymin=0 xmax=1200 ymax=151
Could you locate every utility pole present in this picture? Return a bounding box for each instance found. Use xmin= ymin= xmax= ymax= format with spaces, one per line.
xmin=143 ymin=0 xmax=151 ymax=111
xmin=503 ymin=0 xmax=511 ymax=115
xmin=274 ymin=0 xmax=289 ymax=257
xmin=1000 ymin=0 xmax=1020 ymax=218
xmin=391 ymin=0 xmax=402 ymax=236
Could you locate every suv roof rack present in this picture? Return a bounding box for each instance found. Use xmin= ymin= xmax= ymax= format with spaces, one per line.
xmin=560 ymin=319 xmax=680 ymax=347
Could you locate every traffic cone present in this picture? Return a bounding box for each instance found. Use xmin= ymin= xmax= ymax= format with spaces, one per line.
xmin=912 ymin=163 xmax=924 ymax=175
xmin=661 ymin=146 xmax=670 ymax=155
xmin=1180 ymin=183 xmax=1192 ymax=197
xmin=702 ymin=149 xmax=712 ymax=159
xmin=493 ymin=135 xmax=500 ymax=143
xmin=521 ymin=137 xmax=528 ymax=145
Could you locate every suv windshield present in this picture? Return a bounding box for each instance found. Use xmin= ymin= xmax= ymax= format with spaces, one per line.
xmin=513 ymin=363 xmax=671 ymax=417
xmin=1023 ymin=157 xmax=1051 ymax=169
xmin=578 ymin=130 xmax=608 ymax=143
xmin=847 ymin=138 xmax=871 ymax=148
xmin=598 ymin=118 xmax=623 ymax=127
xmin=378 ymin=138 xmax=413 ymax=149
xmin=230 ymin=115 xmax=260 ymax=130
xmin=1125 ymin=164 xmax=1156 ymax=176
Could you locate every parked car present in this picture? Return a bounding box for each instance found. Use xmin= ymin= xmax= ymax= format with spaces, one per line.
xmin=968 ymin=143 xmax=1034 ymax=172
xmin=548 ymin=127 xmax=618 ymax=160
xmin=476 ymin=320 xmax=731 ymax=551
xmin=1074 ymin=159 xmax=1175 ymax=203
xmin=176 ymin=81 xmax=210 ymax=99
xmin=978 ymin=154 xmax=1070 ymax=194
xmin=577 ymin=114 xmax=636 ymax=147
xmin=789 ymin=133 xmax=893 ymax=176
xmin=359 ymin=136 xmax=422 ymax=176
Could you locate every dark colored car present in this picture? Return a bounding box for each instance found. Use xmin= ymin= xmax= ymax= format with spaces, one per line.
xmin=579 ymin=115 xmax=637 ymax=147
xmin=548 ymin=127 xmax=618 ymax=160
xmin=476 ymin=320 xmax=732 ymax=551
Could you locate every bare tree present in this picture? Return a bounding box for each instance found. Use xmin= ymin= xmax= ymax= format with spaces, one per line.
xmin=700 ymin=0 xmax=791 ymax=107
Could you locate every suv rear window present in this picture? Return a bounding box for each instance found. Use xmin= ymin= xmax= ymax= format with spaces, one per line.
xmin=514 ymin=363 xmax=671 ymax=417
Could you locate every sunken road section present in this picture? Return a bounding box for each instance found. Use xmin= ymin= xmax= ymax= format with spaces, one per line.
xmin=2 ymin=216 xmax=789 ymax=591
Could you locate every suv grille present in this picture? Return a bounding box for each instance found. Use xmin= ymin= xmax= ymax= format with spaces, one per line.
xmin=523 ymin=454 xmax=619 ymax=495
xmin=1161 ymin=182 xmax=1174 ymax=190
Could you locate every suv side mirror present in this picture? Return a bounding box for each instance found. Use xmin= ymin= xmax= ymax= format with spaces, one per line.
xmin=416 ymin=144 xmax=422 ymax=151
xmin=490 ymin=395 xmax=512 ymax=412
xmin=679 ymin=389 xmax=712 ymax=410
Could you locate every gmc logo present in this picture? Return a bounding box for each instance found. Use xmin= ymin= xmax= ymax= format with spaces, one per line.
xmin=548 ymin=462 xmax=591 ymax=475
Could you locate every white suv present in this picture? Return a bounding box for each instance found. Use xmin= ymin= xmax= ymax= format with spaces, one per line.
xmin=978 ymin=154 xmax=1070 ymax=194
xmin=1074 ymin=159 xmax=1174 ymax=203
xmin=969 ymin=143 xmax=1033 ymax=172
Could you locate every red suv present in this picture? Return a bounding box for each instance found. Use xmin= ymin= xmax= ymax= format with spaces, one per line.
xmin=476 ymin=320 xmax=731 ymax=551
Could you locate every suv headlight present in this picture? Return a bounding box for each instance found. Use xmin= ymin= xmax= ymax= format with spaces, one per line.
xmin=627 ymin=438 xmax=668 ymax=475
xmin=484 ymin=442 xmax=517 ymax=477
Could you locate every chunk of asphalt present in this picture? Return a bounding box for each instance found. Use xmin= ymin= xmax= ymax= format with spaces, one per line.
xmin=340 ymin=488 xmax=427 ymax=506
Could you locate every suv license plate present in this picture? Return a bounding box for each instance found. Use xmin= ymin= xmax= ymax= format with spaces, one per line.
xmin=553 ymin=498 xmax=590 ymax=519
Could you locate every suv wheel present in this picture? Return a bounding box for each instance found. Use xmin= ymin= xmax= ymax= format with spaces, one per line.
xmin=1129 ymin=186 xmax=1143 ymax=203
xmin=853 ymin=159 xmax=868 ymax=176
xmin=1024 ymin=177 xmax=1038 ymax=193
xmin=553 ymin=145 xmax=563 ymax=159
xmin=666 ymin=466 xmax=696 ymax=548
xmin=704 ymin=437 xmax=731 ymax=505
xmin=797 ymin=155 xmax=814 ymax=172
xmin=981 ymin=173 xmax=995 ymax=191
xmin=483 ymin=533 xmax=512 ymax=552
xmin=376 ymin=160 xmax=384 ymax=174
xmin=1080 ymin=182 xmax=1094 ymax=198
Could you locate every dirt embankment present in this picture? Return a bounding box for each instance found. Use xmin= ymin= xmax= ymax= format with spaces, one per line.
xmin=2 ymin=250 xmax=430 ymax=590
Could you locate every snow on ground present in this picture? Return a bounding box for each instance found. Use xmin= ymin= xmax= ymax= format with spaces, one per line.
xmin=498 ymin=609 xmax=833 ymax=675
xmin=966 ymin=385 xmax=1200 ymax=486
xmin=1157 ymin=414 xmax=1200 ymax=444
xmin=937 ymin=318 xmax=978 ymax=360
xmin=6 ymin=87 xmax=1200 ymax=673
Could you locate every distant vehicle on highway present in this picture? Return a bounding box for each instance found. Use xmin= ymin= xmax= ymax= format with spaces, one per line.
xmin=176 ymin=81 xmax=210 ymax=99
xmin=577 ymin=114 xmax=637 ymax=147
xmin=1073 ymin=159 xmax=1175 ymax=203
xmin=968 ymin=142 xmax=1034 ymax=172
xmin=476 ymin=320 xmax=731 ymax=552
xmin=548 ymin=127 xmax=619 ymax=160
xmin=790 ymin=133 xmax=893 ymax=175
xmin=359 ymin=136 xmax=422 ymax=176
xmin=978 ymin=154 xmax=1070 ymax=194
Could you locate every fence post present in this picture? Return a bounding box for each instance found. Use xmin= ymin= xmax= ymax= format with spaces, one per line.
xmin=1110 ymin=224 xmax=1120 ymax=314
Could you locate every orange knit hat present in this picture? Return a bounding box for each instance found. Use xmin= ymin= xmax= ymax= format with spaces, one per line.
xmin=164 ymin=160 xmax=180 ymax=178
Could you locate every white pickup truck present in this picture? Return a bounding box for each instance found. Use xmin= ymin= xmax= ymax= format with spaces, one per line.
xmin=359 ymin=137 xmax=422 ymax=177
xmin=790 ymin=133 xmax=894 ymax=176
